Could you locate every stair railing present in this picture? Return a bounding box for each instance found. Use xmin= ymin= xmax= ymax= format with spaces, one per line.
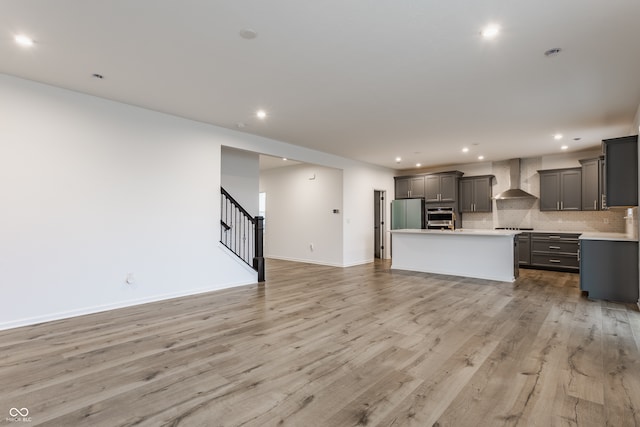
xmin=220 ymin=187 xmax=265 ymax=282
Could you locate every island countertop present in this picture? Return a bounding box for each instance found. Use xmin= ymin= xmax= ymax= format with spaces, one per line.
xmin=390 ymin=228 xmax=521 ymax=236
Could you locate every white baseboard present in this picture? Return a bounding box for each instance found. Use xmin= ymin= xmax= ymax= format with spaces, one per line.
xmin=342 ymin=258 xmax=374 ymax=267
xmin=265 ymin=255 xmax=374 ymax=268
xmin=265 ymin=255 xmax=344 ymax=267
xmin=0 ymin=279 xmax=256 ymax=332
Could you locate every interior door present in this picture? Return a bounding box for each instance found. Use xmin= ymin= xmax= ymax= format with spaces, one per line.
xmin=374 ymin=191 xmax=382 ymax=258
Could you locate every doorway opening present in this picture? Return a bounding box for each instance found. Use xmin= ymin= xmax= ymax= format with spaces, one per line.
xmin=374 ymin=190 xmax=386 ymax=259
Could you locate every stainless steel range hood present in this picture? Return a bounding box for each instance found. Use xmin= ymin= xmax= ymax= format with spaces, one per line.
xmin=494 ymin=159 xmax=537 ymax=200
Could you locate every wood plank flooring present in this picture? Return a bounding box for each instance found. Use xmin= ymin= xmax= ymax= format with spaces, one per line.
xmin=1 ymin=259 xmax=639 ymax=426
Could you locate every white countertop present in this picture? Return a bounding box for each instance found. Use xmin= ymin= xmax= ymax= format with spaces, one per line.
xmin=389 ymin=228 xmax=639 ymax=241
xmin=390 ymin=228 xmax=520 ymax=236
xmin=579 ymin=232 xmax=638 ymax=242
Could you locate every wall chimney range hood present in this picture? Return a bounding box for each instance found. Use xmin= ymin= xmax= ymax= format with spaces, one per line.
xmin=493 ymin=159 xmax=537 ymax=200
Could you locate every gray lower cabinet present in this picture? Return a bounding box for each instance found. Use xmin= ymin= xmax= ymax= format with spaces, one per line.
xmin=580 ymin=239 xmax=639 ymax=302
xmin=518 ymin=233 xmax=531 ymax=266
xmin=530 ymin=233 xmax=580 ymax=271
xmin=459 ymin=175 xmax=493 ymax=213
xmin=538 ymin=168 xmax=582 ymax=211
xmin=603 ymin=135 xmax=638 ymax=207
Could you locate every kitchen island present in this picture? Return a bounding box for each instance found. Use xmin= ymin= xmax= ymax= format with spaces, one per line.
xmin=390 ymin=229 xmax=520 ymax=282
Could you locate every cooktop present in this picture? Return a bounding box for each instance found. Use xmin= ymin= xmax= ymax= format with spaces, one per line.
xmin=495 ymin=227 xmax=534 ymax=231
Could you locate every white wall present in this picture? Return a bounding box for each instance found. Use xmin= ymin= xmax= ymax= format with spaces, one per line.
xmin=0 ymin=73 xmax=396 ymax=329
xmin=342 ymin=165 xmax=395 ymax=265
xmin=221 ymin=146 xmax=259 ymax=216
xmin=260 ymin=162 xmax=396 ymax=266
xmin=260 ymin=164 xmax=344 ymax=266
xmin=0 ymin=74 xmax=257 ymax=330
xmin=540 ymin=149 xmax=601 ymax=169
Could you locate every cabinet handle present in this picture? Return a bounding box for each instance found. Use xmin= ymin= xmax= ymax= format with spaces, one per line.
xmin=549 ymin=235 xmax=561 ymax=239
xmin=549 ymin=246 xmax=561 ymax=250
xmin=594 ymin=200 xmax=597 ymax=210
xmin=557 ymin=201 xmax=560 ymax=210
xmin=561 ymin=201 xmax=563 ymax=210
xmin=549 ymin=259 xmax=561 ymax=263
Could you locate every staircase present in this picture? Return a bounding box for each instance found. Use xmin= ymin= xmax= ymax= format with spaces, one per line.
xmin=220 ymin=187 xmax=265 ymax=282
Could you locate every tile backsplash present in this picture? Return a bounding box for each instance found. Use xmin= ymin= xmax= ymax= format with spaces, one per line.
xmin=460 ymin=156 xmax=629 ymax=232
xmin=462 ymin=208 xmax=626 ymax=232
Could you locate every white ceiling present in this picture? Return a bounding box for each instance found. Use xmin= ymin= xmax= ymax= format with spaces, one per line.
xmin=2 ymin=1 xmax=640 ymax=170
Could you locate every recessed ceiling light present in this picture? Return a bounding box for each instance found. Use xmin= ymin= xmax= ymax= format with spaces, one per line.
xmin=481 ymin=24 xmax=500 ymax=40
xmin=282 ymin=158 xmax=288 ymax=161
xmin=256 ymin=110 xmax=267 ymax=119
xmin=462 ymin=147 xmax=469 ymax=153
xmin=478 ymin=155 xmax=485 ymax=160
xmin=395 ymin=157 xmax=402 ymax=163
xmin=15 ymin=35 xmax=34 ymax=47
xmin=239 ymin=28 xmax=258 ymax=39
xmin=554 ymin=133 xmax=563 ymax=140
xmin=561 ymin=145 xmax=568 ymax=150
xmin=416 ymin=163 xmax=422 ymax=167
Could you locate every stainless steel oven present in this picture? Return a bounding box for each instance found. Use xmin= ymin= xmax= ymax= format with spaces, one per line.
xmin=426 ymin=207 xmax=454 ymax=229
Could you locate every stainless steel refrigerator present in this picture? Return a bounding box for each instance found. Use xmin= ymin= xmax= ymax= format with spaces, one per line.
xmin=391 ymin=199 xmax=424 ymax=229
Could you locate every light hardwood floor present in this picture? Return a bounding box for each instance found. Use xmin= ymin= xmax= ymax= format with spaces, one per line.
xmin=1 ymin=259 xmax=639 ymax=426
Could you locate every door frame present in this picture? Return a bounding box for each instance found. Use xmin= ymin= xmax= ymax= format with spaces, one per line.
xmin=374 ymin=190 xmax=386 ymax=259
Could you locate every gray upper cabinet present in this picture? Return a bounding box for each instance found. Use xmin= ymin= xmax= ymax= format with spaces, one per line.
xmin=409 ymin=177 xmax=425 ymax=198
xmin=439 ymin=174 xmax=456 ymax=201
xmin=396 ymin=171 xmax=462 ymax=202
xmin=425 ymin=172 xmax=462 ymax=203
xmin=603 ymin=135 xmax=638 ymax=207
xmin=459 ymin=175 xmax=493 ymax=212
xmin=538 ymin=168 xmax=581 ymax=211
xmin=579 ymin=157 xmax=602 ymax=211
xmin=424 ymin=175 xmax=441 ymax=202
xmin=395 ymin=178 xmax=410 ymax=199
xmin=459 ymin=179 xmax=473 ymax=212
xmin=394 ymin=176 xmax=425 ymax=199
